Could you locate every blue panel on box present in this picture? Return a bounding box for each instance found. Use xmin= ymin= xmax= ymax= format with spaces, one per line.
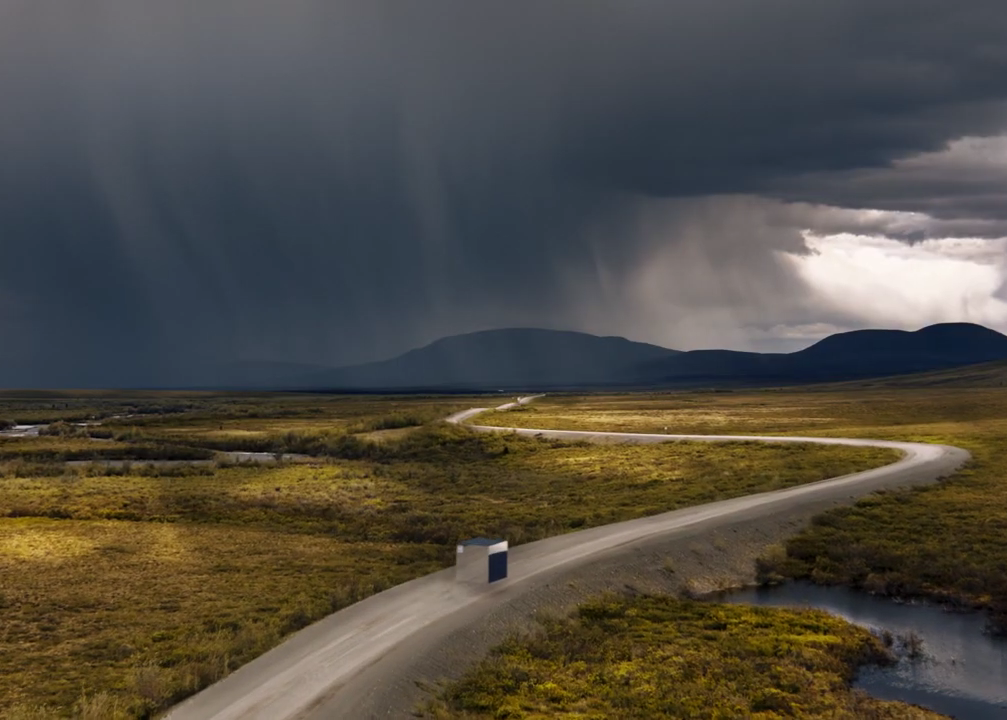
xmin=488 ymin=551 xmax=508 ymax=583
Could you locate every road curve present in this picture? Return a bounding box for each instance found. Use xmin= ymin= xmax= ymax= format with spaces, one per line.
xmin=165 ymin=398 xmax=970 ymax=720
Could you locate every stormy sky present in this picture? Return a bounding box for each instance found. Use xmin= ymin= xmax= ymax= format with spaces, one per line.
xmin=2 ymin=1 xmax=1007 ymax=386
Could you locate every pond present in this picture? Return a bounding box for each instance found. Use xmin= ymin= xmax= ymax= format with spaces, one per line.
xmin=0 ymin=424 xmax=43 ymax=437
xmin=718 ymin=582 xmax=1007 ymax=719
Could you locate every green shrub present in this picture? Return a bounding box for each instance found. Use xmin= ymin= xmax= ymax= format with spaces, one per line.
xmin=423 ymin=594 xmax=917 ymax=719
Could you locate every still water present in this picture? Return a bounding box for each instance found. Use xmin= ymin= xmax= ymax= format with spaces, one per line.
xmin=0 ymin=424 xmax=42 ymax=437
xmin=719 ymin=582 xmax=1007 ymax=719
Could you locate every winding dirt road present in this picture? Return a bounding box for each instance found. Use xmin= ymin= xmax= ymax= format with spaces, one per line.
xmin=165 ymin=398 xmax=969 ymax=720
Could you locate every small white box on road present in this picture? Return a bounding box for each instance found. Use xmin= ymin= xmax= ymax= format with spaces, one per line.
xmin=456 ymin=537 xmax=508 ymax=585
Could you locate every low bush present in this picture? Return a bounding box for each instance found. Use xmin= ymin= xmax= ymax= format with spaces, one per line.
xmin=506 ymin=389 xmax=1007 ymax=639
xmin=0 ymin=392 xmax=905 ymax=717
xmin=38 ymin=421 xmax=90 ymax=438
xmin=423 ymin=593 xmax=936 ymax=719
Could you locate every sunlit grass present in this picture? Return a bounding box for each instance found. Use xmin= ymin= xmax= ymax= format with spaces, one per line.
xmin=0 ymin=436 xmax=212 ymax=466
xmin=0 ymin=430 xmax=898 ymax=539
xmin=0 ymin=437 xmax=134 ymax=461
xmin=0 ymin=390 xmax=479 ymax=429
xmin=494 ymin=389 xmax=1007 ymax=634
xmin=87 ymin=401 xmax=476 ymax=457
xmin=0 ymin=518 xmax=443 ymax=717
xmin=424 ymin=594 xmax=943 ymax=719
xmin=0 ymin=417 xmax=896 ymax=716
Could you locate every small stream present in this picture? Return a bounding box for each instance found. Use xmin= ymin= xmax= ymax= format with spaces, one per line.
xmin=1 ymin=420 xmax=314 ymax=467
xmin=719 ymin=582 xmax=1007 ymax=718
xmin=0 ymin=424 xmax=43 ymax=438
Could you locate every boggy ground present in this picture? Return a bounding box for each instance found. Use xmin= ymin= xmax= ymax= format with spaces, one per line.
xmin=425 ymin=594 xmax=943 ymax=720
xmin=0 ymin=396 xmax=896 ymax=719
xmin=0 ymin=392 xmax=476 ymax=475
xmin=0 ymin=390 xmax=477 ymax=428
xmin=481 ymin=388 xmax=1007 ymax=634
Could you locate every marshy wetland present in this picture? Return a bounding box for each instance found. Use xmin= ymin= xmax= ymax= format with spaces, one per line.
xmin=453 ymin=387 xmax=1007 ymax=718
xmin=0 ymin=390 xmax=899 ymax=718
xmin=480 ymin=388 xmax=1007 ymax=637
xmin=722 ymin=582 xmax=1007 ymax=718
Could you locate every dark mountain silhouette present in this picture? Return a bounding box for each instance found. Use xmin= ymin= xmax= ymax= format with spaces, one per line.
xmin=163 ymin=323 xmax=1007 ymax=390
xmin=308 ymin=328 xmax=680 ymax=390
xmin=307 ymin=322 xmax=1007 ymax=390
xmin=634 ymin=323 xmax=1007 ymax=386
xmin=791 ymin=323 xmax=1007 ymax=379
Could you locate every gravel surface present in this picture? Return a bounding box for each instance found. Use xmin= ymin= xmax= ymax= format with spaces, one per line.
xmin=165 ymin=401 xmax=968 ymax=720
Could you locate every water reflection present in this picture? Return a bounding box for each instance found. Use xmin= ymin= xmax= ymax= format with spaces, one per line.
xmin=719 ymin=582 xmax=1007 ymax=719
xmin=0 ymin=424 xmax=43 ymax=437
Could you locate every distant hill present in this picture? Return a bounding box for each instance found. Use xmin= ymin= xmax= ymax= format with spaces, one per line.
xmin=793 ymin=323 xmax=1007 ymax=374
xmin=635 ymin=323 xmax=1007 ymax=386
xmin=165 ymin=322 xmax=1007 ymax=391
xmin=307 ymin=328 xmax=680 ymax=390
xmin=306 ymin=322 xmax=1007 ymax=391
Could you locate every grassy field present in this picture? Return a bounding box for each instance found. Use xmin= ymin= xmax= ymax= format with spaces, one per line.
xmin=74 ymin=394 xmax=479 ymax=458
xmin=0 ymin=390 xmax=478 ymax=431
xmin=481 ymin=389 xmax=1007 ymax=634
xmin=0 ymin=392 xmax=479 ymax=467
xmin=0 ymin=520 xmax=442 ymax=719
xmin=0 ymin=395 xmax=898 ymax=718
xmin=0 ymin=429 xmax=897 ymax=537
xmin=424 ymin=593 xmax=942 ymax=720
xmin=0 ymin=437 xmax=214 ymax=466
xmin=96 ymin=396 xmax=476 ymax=439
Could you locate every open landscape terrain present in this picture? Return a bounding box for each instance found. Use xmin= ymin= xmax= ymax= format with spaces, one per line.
xmin=424 ymin=594 xmax=942 ymax=719
xmin=0 ymin=391 xmax=901 ymax=718
xmin=477 ymin=386 xmax=1007 ymax=634
xmin=440 ymin=383 xmax=1007 ymax=718
xmin=7 ymin=3 xmax=1007 ymax=718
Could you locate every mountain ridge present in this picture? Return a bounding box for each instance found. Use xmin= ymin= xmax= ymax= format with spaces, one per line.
xmin=306 ymin=328 xmax=679 ymax=390
xmin=185 ymin=322 xmax=1007 ymax=391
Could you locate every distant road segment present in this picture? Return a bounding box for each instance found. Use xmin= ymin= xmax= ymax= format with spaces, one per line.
xmin=166 ymin=397 xmax=969 ymax=720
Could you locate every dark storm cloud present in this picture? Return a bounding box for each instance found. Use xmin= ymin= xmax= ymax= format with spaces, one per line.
xmin=768 ymin=136 xmax=1007 ymax=239
xmin=2 ymin=1 xmax=1007 ymax=385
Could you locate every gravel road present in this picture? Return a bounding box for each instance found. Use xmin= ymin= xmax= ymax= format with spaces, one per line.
xmin=165 ymin=399 xmax=969 ymax=720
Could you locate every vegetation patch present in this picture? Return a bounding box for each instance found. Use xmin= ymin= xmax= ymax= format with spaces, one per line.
xmin=511 ymin=390 xmax=1007 ymax=635
xmin=423 ymin=594 xmax=943 ymax=719
xmin=0 ymin=399 xmax=896 ymax=717
xmin=0 ymin=426 xmax=897 ymax=540
xmin=765 ymin=443 xmax=1007 ymax=635
xmin=0 ymin=519 xmax=443 ymax=719
xmin=0 ymin=436 xmax=213 ymax=464
xmin=0 ymin=390 xmax=476 ymax=429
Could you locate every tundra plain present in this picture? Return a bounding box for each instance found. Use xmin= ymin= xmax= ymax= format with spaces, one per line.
xmin=0 ymin=391 xmax=898 ymax=718
xmin=478 ymin=388 xmax=1007 ymax=633
xmin=422 ymin=387 xmax=1007 ymax=719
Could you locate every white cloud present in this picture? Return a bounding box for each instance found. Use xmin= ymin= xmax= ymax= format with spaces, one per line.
xmin=782 ymin=232 xmax=1007 ymax=333
xmin=563 ymin=196 xmax=1007 ymax=354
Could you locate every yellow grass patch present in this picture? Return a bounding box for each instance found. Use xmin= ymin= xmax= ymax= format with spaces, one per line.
xmin=425 ymin=594 xmax=943 ymax=720
xmin=497 ymin=389 xmax=1007 ymax=634
xmin=0 ymin=519 xmax=443 ymax=717
xmin=0 ymin=393 xmax=906 ymax=717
